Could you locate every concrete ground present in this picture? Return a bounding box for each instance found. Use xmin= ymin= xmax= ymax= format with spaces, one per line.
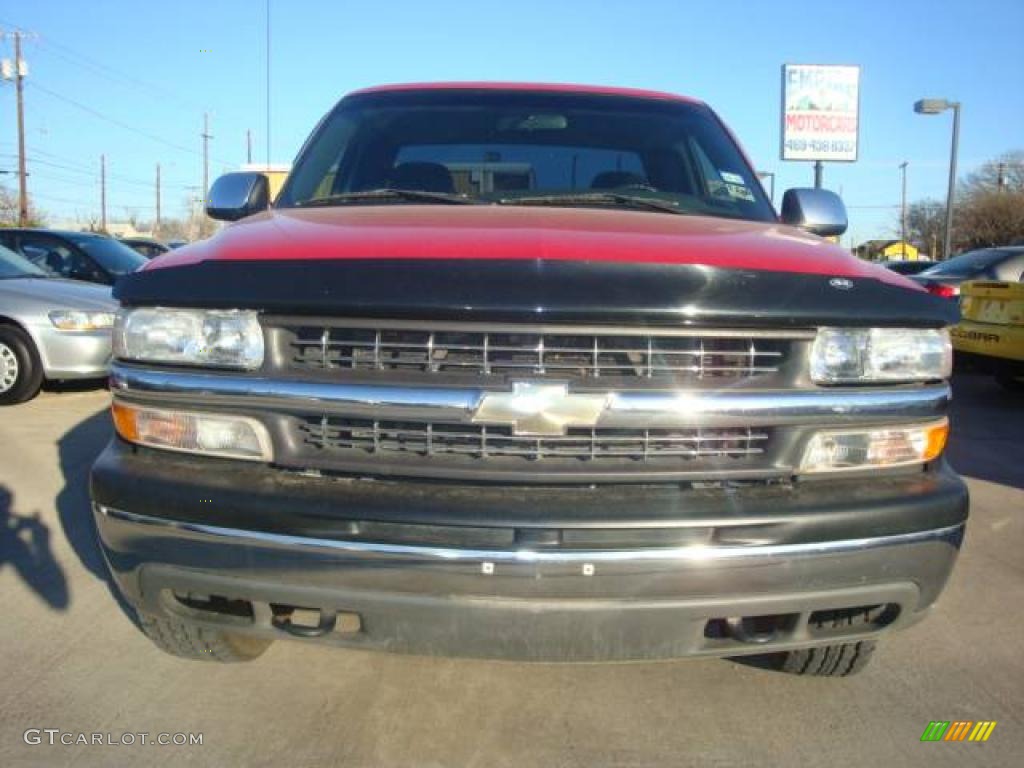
xmin=0 ymin=373 xmax=1021 ymax=767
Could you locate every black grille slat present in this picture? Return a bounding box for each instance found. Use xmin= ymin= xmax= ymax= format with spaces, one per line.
xmin=300 ymin=418 xmax=769 ymax=463
xmin=287 ymin=326 xmax=787 ymax=381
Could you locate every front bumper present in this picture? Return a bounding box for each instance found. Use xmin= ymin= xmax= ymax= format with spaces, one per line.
xmin=91 ymin=441 xmax=968 ymax=661
xmin=952 ymin=320 xmax=1024 ymax=366
xmin=32 ymin=325 xmax=111 ymax=380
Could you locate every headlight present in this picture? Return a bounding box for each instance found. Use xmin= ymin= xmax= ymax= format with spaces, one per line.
xmin=799 ymin=420 xmax=948 ymax=473
xmin=111 ymin=401 xmax=273 ymax=461
xmin=114 ymin=308 xmax=263 ymax=369
xmin=49 ymin=310 xmax=115 ymax=331
xmin=810 ymin=328 xmax=952 ymax=384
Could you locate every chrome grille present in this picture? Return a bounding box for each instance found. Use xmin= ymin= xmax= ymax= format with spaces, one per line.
xmin=284 ymin=324 xmax=788 ymax=380
xmin=299 ymin=417 xmax=770 ymax=463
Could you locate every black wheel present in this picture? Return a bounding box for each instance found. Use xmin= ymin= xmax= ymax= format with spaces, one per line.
xmin=138 ymin=614 xmax=271 ymax=662
xmin=771 ymin=640 xmax=877 ymax=676
xmin=995 ymin=372 xmax=1024 ymax=392
xmin=738 ymin=606 xmax=883 ymax=676
xmin=0 ymin=325 xmax=44 ymax=405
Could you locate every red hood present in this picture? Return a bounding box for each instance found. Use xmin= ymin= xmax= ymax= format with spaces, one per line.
xmin=148 ymin=206 xmax=916 ymax=288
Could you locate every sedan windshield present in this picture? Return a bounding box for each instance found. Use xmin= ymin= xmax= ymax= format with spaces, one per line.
xmin=278 ymin=89 xmax=776 ymax=222
xmin=919 ymin=249 xmax=1010 ymax=279
xmin=0 ymin=244 xmax=48 ymax=279
xmin=68 ymin=234 xmax=147 ymax=277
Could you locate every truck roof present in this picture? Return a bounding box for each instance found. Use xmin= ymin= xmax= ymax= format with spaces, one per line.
xmin=347 ymin=81 xmax=703 ymax=105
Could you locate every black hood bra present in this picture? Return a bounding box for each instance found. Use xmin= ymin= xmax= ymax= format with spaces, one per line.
xmin=117 ymin=258 xmax=958 ymax=328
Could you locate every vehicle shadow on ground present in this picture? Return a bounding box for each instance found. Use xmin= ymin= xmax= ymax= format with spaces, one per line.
xmin=947 ymin=372 xmax=1024 ymax=490
xmin=0 ymin=484 xmax=69 ymax=610
xmin=43 ymin=378 xmax=108 ymax=395
xmin=55 ymin=407 xmax=139 ymax=624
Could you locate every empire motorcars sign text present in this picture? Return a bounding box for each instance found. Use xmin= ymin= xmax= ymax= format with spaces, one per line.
xmin=781 ymin=64 xmax=860 ymax=162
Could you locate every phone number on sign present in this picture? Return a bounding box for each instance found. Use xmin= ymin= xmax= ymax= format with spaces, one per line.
xmin=785 ymin=139 xmax=856 ymax=154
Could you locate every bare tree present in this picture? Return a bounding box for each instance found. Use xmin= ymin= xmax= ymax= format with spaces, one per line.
xmin=901 ymin=149 xmax=1024 ymax=255
xmin=956 ymin=190 xmax=1024 ymax=249
xmin=123 ymin=209 xmax=153 ymax=233
xmin=82 ymin=215 xmax=109 ymax=235
xmin=963 ymin=150 xmax=1024 ymax=195
xmin=905 ymin=199 xmax=947 ymax=258
xmin=154 ymin=217 xmax=189 ymax=241
xmin=0 ymin=185 xmax=47 ymax=227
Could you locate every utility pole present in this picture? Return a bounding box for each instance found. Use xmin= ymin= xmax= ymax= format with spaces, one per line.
xmin=184 ymin=185 xmax=201 ymax=240
xmin=813 ymin=160 xmax=823 ymax=189
xmin=997 ymin=162 xmax=1006 ymax=191
xmin=10 ymin=32 xmax=29 ymax=225
xmin=246 ymin=129 xmax=253 ymax=164
xmin=155 ymin=163 xmax=162 ymax=233
xmin=899 ymin=161 xmax=908 ymax=259
xmin=100 ymin=154 xmax=107 ymax=232
xmin=201 ymin=113 xmax=212 ymax=206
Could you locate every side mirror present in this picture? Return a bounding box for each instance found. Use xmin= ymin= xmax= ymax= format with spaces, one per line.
xmin=780 ymin=188 xmax=848 ymax=237
xmin=206 ymin=172 xmax=270 ymax=222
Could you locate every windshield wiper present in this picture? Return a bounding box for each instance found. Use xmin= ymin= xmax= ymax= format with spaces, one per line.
xmin=294 ymin=188 xmax=481 ymax=207
xmin=498 ymin=192 xmax=686 ymax=215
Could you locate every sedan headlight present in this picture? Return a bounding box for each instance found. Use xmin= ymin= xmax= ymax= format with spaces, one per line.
xmin=49 ymin=310 xmax=116 ymax=331
xmin=810 ymin=328 xmax=952 ymax=384
xmin=113 ymin=308 xmax=264 ymax=369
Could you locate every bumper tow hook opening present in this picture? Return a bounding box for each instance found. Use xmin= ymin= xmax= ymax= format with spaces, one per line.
xmin=272 ymin=608 xmax=338 ymax=638
xmin=724 ymin=616 xmax=785 ymax=645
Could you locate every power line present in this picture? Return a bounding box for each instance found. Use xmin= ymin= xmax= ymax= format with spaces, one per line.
xmin=1 ymin=13 xmax=201 ymax=109
xmin=22 ymin=170 xmax=96 ymax=188
xmin=33 ymin=37 xmax=203 ymax=110
xmin=3 ymin=147 xmax=192 ymax=187
xmin=28 ymin=81 xmax=234 ymax=165
xmin=0 ymin=152 xmax=189 ymax=190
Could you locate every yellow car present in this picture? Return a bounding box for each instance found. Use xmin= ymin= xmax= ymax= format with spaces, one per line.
xmin=951 ymin=280 xmax=1024 ymax=390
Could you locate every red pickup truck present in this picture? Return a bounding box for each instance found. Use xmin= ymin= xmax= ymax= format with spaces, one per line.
xmin=91 ymin=83 xmax=965 ymax=676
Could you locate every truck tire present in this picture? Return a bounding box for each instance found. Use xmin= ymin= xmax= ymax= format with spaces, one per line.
xmin=138 ymin=614 xmax=271 ymax=662
xmin=771 ymin=640 xmax=877 ymax=676
xmin=0 ymin=325 xmax=44 ymax=405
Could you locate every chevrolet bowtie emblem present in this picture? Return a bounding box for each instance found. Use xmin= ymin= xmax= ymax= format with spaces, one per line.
xmin=471 ymin=382 xmax=609 ymax=436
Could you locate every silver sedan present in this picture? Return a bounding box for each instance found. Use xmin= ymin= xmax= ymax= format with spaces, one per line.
xmin=0 ymin=245 xmax=117 ymax=404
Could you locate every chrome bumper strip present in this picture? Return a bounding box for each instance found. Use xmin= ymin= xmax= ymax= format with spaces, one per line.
xmin=99 ymin=505 xmax=964 ymax=564
xmin=110 ymin=364 xmax=951 ymax=428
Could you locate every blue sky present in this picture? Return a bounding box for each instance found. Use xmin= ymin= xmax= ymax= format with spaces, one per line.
xmin=1 ymin=0 xmax=1022 ymax=246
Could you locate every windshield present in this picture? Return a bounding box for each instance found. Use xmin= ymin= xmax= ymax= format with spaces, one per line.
xmin=67 ymin=234 xmax=147 ymax=277
xmin=0 ymin=244 xmax=47 ymax=279
xmin=919 ymin=249 xmax=1009 ymax=279
xmin=278 ymin=90 xmax=776 ymax=222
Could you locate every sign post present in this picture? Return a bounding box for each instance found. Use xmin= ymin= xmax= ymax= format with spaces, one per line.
xmin=781 ymin=64 xmax=861 ymax=187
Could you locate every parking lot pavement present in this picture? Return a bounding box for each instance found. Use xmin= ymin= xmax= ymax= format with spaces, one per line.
xmin=0 ymin=374 xmax=1021 ymax=768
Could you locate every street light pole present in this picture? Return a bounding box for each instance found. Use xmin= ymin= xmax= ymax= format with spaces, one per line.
xmin=913 ymin=98 xmax=961 ymax=260
xmin=944 ymin=102 xmax=960 ymax=260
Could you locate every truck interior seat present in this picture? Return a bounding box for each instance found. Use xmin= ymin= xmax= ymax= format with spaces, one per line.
xmin=387 ymin=162 xmax=455 ymax=193
xmin=590 ymin=171 xmax=649 ymax=189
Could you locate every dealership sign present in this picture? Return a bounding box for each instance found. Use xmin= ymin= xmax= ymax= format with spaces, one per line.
xmin=781 ymin=64 xmax=860 ymax=162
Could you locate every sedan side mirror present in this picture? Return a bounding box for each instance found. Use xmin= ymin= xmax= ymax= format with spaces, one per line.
xmin=206 ymin=172 xmax=270 ymax=222
xmin=780 ymin=188 xmax=848 ymax=237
